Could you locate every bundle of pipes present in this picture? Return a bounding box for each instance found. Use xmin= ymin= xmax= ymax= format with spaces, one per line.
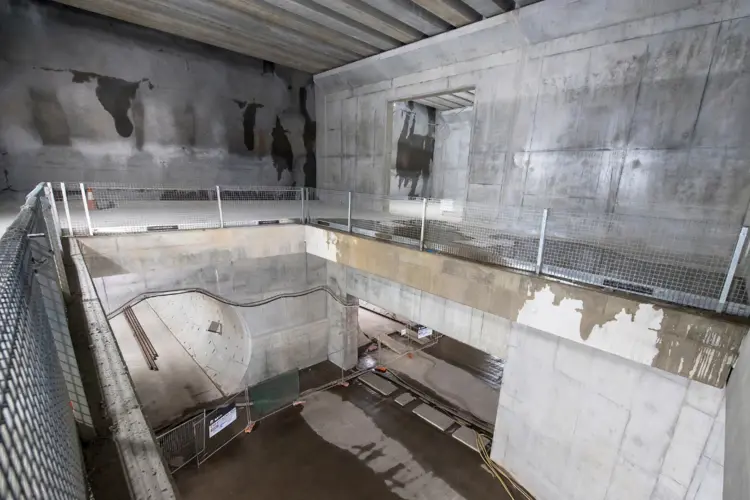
xmin=123 ymin=306 xmax=159 ymax=371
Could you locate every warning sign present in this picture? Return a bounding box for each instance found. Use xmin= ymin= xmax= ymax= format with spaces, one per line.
xmin=208 ymin=404 xmax=237 ymax=438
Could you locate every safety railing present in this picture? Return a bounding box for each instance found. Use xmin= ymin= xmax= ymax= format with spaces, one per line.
xmin=0 ymin=184 xmax=86 ymax=499
xmin=48 ymin=182 xmax=750 ymax=317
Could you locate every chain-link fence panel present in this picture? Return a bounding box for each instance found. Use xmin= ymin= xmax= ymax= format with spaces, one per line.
xmin=218 ymin=186 xmax=302 ymax=227
xmin=197 ymin=389 xmax=251 ymax=465
xmin=157 ymin=410 xmax=206 ymax=473
xmin=0 ymin=186 xmax=85 ymax=499
xmin=350 ymin=193 xmax=422 ymax=247
xmin=541 ymin=211 xmax=743 ymax=311
xmin=307 ymin=189 xmax=349 ymax=231
xmin=424 ymin=201 xmax=543 ymax=272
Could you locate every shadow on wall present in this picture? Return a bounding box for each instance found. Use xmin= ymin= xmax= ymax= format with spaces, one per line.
xmin=0 ymin=0 xmax=317 ymax=190
xmin=392 ymin=101 xmax=436 ymax=198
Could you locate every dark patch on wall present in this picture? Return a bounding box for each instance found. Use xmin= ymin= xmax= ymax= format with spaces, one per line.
xmin=262 ymin=60 xmax=275 ymax=75
xmin=395 ymin=101 xmax=436 ymax=197
xmin=233 ymin=99 xmax=264 ymax=152
xmin=271 ymin=116 xmax=294 ymax=181
xmin=37 ymin=67 xmax=152 ymax=138
xmin=299 ymin=87 xmax=316 ymax=189
xmin=131 ymin=98 xmax=145 ymax=150
xmin=29 ymin=88 xmax=71 ymax=145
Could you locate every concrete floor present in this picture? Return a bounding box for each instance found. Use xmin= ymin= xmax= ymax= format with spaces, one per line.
xmin=358 ymin=308 xmax=501 ymax=425
xmin=174 ymin=381 xmax=518 ymax=500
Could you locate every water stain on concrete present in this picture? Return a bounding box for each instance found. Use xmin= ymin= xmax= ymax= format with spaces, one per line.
xmin=233 ymin=99 xmax=264 ymax=152
xmin=37 ymin=67 xmax=152 ymax=138
xmin=271 ymin=116 xmax=294 ymax=181
xmin=299 ymin=86 xmax=316 ymax=189
xmin=29 ymin=87 xmax=71 ymax=145
xmin=395 ymin=101 xmax=435 ymax=197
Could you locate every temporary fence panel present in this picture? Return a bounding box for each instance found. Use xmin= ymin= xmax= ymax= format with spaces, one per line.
xmin=197 ymin=389 xmax=251 ymax=465
xmin=156 ymin=411 xmax=206 ymax=473
xmin=248 ymin=369 xmax=301 ymax=421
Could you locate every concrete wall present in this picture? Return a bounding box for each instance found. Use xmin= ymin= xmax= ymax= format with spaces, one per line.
xmin=432 ymin=108 xmax=472 ymax=201
xmin=493 ymin=324 xmax=726 ymax=500
xmin=725 ymin=333 xmax=750 ymax=498
xmin=306 ymin=225 xmax=747 ymax=388
xmin=78 ymin=226 xmax=353 ymax=388
xmin=0 ymin=0 xmax=316 ymax=190
xmin=316 ymin=0 xmax=750 ymax=224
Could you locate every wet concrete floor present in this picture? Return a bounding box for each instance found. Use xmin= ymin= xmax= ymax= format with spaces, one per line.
xmin=175 ymin=380 xmax=517 ymax=500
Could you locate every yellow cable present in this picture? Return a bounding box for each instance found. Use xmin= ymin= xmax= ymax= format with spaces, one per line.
xmin=475 ymin=432 xmax=535 ymax=500
xmin=476 ymin=432 xmax=516 ymax=500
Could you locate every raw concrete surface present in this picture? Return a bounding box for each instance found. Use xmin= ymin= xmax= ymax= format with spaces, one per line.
xmin=492 ymin=323 xmax=726 ymax=500
xmin=357 ymin=308 xmax=500 ymax=423
xmin=174 ymin=381 xmax=517 ymax=500
xmin=725 ymin=333 xmax=750 ymax=499
xmin=380 ymin=336 xmax=500 ymax=425
xmin=0 ymin=0 xmax=315 ymax=191
xmin=309 ymin=226 xmax=747 ymax=388
xmin=317 ymin=0 xmax=750 ymax=227
xmin=109 ymin=300 xmax=223 ymax=428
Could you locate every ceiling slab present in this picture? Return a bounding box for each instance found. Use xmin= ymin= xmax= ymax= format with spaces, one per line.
xmin=412 ymin=89 xmax=475 ymax=110
xmin=53 ymin=0 xmax=537 ymax=73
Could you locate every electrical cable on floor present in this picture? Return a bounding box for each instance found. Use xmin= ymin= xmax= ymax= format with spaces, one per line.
xmin=475 ymin=431 xmax=534 ymax=500
xmin=107 ymin=285 xmax=358 ymax=319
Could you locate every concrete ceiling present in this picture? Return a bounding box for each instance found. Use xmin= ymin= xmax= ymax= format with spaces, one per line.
xmin=52 ymin=0 xmax=538 ymax=74
xmin=412 ymin=89 xmax=474 ymax=110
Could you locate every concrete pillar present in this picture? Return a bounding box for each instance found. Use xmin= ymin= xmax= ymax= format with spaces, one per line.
xmin=326 ymin=262 xmax=358 ymax=370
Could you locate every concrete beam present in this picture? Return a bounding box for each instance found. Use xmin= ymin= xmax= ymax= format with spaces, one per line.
xmin=218 ymin=0 xmax=381 ymax=57
xmin=117 ymin=0 xmax=353 ymax=67
xmin=461 ymin=0 xmax=507 ymax=18
xmin=56 ymin=0 xmax=325 ymax=72
xmin=362 ymin=0 xmax=452 ymax=36
xmin=310 ymin=0 xmax=425 ymax=43
xmin=306 ymin=226 xmax=747 ymax=388
xmin=409 ymin=0 xmax=481 ymax=27
xmin=271 ymin=0 xmax=402 ymax=51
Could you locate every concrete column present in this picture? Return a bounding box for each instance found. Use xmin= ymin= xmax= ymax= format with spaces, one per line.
xmin=326 ymin=261 xmax=358 ymax=370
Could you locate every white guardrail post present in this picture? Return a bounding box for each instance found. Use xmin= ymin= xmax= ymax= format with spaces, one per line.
xmin=419 ymin=198 xmax=427 ymax=251
xmin=717 ymin=226 xmax=748 ymax=312
xmin=216 ymin=186 xmax=224 ymax=228
xmin=301 ymin=188 xmax=306 ymax=223
xmin=535 ymin=208 xmax=549 ymax=274
xmin=46 ymin=182 xmax=63 ymax=251
xmin=80 ymin=182 xmax=93 ymax=236
xmin=60 ymin=182 xmax=73 ymax=237
xmin=347 ymin=191 xmax=352 ymax=233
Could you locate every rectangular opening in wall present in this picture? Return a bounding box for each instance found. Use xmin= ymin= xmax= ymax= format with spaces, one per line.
xmin=390 ymin=90 xmax=475 ymax=201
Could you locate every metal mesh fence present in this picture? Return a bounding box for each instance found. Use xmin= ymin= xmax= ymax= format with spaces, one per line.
xmin=424 ymin=201 xmax=543 ymax=272
xmin=542 ymin=211 xmax=743 ymax=311
xmin=197 ymin=389 xmax=251 ymax=465
xmin=45 ymin=181 xmax=750 ymax=317
xmin=0 ymin=186 xmax=85 ymax=499
xmin=307 ymin=188 xmax=349 ymax=230
xmin=156 ymin=411 xmax=206 ymax=474
xmin=218 ymin=186 xmax=302 ymax=227
xmin=350 ymin=193 xmax=422 ymax=247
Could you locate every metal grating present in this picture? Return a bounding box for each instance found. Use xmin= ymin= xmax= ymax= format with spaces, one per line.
xmin=0 ymin=187 xmax=85 ymax=499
